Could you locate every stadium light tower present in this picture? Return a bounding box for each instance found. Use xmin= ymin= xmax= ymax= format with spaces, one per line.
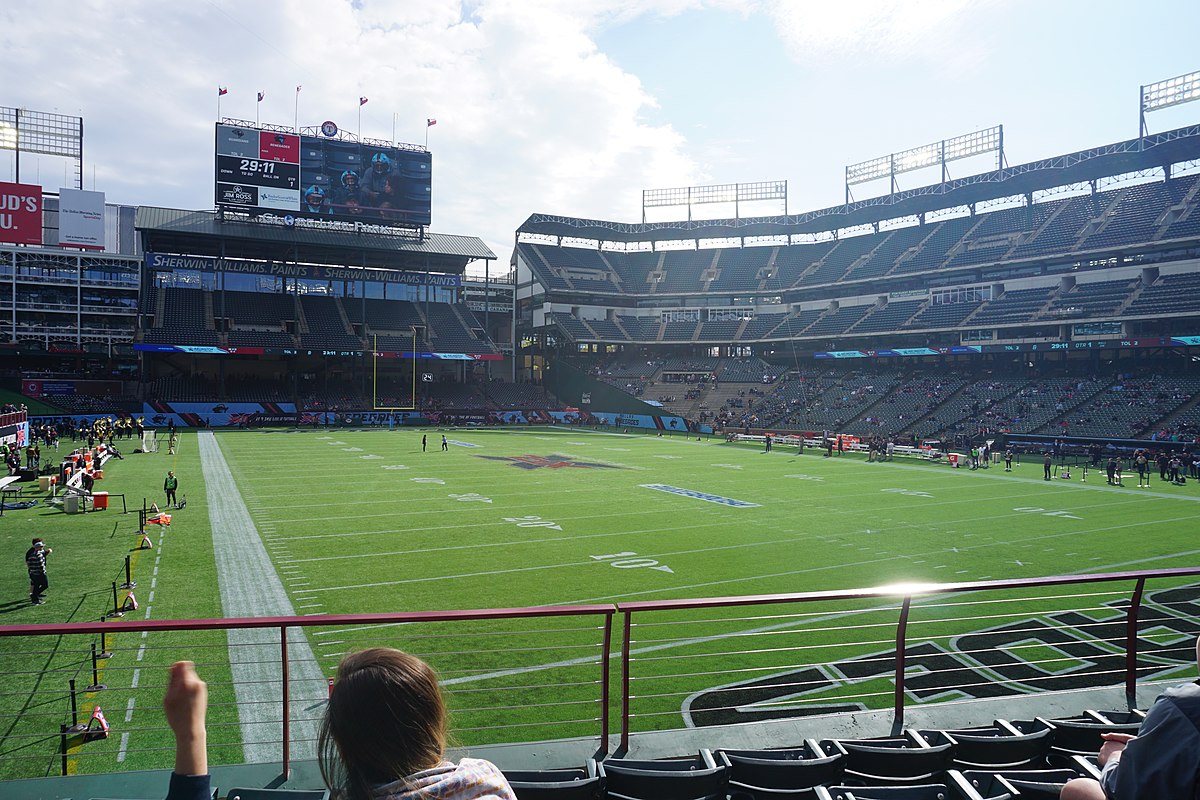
xmin=1140 ymin=70 xmax=1200 ymax=136
xmin=0 ymin=107 xmax=84 ymax=187
xmin=844 ymin=126 xmax=1003 ymax=203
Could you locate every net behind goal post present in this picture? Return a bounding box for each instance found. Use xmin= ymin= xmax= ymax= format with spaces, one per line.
xmin=142 ymin=429 xmax=158 ymax=453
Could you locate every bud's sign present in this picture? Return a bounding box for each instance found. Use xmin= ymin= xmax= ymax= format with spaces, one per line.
xmin=0 ymin=182 xmax=42 ymax=246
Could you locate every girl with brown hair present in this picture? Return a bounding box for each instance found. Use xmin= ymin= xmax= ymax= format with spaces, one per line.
xmin=164 ymin=649 xmax=515 ymax=800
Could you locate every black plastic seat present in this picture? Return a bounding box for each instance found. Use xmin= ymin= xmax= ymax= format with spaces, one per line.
xmin=815 ymin=781 xmax=989 ymax=800
xmin=819 ymin=737 xmax=954 ymax=786
xmin=957 ymin=768 xmax=1078 ymax=800
xmin=600 ymin=751 xmax=726 ymax=800
xmin=919 ymin=722 xmax=1051 ymax=770
xmin=226 ymin=790 xmax=329 ymax=800
xmin=506 ymin=761 xmax=603 ymax=800
xmin=718 ymin=740 xmax=845 ymax=798
xmin=1033 ymin=716 xmax=1141 ymax=761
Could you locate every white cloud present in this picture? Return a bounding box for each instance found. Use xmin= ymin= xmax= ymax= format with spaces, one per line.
xmin=762 ymin=0 xmax=987 ymax=63
xmin=0 ymin=0 xmax=706 ymax=261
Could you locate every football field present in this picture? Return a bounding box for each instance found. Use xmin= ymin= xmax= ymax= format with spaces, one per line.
xmin=217 ymin=427 xmax=1200 ymax=741
xmin=3 ymin=426 xmax=1200 ymax=779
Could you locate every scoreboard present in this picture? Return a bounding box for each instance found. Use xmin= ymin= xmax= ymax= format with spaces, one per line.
xmin=214 ymin=123 xmax=432 ymax=227
xmin=215 ymin=127 xmax=302 ymax=211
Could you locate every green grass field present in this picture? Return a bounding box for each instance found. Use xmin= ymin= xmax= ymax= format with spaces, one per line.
xmin=2 ymin=426 xmax=1199 ymax=779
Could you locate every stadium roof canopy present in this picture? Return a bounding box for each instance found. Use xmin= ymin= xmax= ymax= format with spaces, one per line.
xmin=518 ymin=124 xmax=1200 ymax=243
xmin=135 ymin=207 xmax=496 ymax=274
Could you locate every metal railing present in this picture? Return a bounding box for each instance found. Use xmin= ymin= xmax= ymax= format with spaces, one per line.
xmin=0 ymin=566 xmax=1198 ymax=781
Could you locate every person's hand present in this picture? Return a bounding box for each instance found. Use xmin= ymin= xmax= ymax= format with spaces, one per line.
xmin=164 ymin=661 xmax=208 ymax=776
xmin=1098 ymin=732 xmax=1136 ymax=766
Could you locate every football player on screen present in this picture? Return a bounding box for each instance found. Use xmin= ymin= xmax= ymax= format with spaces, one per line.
xmin=362 ymin=152 xmax=397 ymax=210
xmin=302 ymin=185 xmax=332 ymax=215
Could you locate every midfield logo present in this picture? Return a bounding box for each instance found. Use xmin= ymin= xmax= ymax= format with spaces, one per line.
xmin=477 ymin=454 xmax=623 ymax=470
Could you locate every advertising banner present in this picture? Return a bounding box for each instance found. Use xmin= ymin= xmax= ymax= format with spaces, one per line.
xmin=0 ymin=181 xmax=43 ymax=245
xmin=143 ymin=252 xmax=461 ymax=287
xmin=58 ymin=188 xmax=106 ymax=249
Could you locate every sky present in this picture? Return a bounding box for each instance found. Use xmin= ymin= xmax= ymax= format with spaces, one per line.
xmin=2 ymin=0 xmax=1199 ymax=268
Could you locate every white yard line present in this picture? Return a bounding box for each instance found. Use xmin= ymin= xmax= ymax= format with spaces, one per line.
xmin=198 ymin=431 xmax=328 ymax=764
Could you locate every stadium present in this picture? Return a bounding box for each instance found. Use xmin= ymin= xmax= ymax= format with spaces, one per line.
xmin=3 ymin=55 xmax=1200 ymax=800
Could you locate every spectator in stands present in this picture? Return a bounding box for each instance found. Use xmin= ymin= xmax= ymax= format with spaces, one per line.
xmin=162 ymin=650 xmax=517 ymax=800
xmin=1061 ymin=636 xmax=1200 ymax=800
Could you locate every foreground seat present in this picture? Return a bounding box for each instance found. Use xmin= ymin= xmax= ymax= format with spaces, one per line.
xmin=815 ymin=780 xmax=996 ymax=800
xmin=718 ymin=740 xmax=845 ymax=798
xmin=226 ymin=789 xmax=330 ymax=800
xmin=818 ymin=735 xmax=953 ymax=786
xmin=957 ymin=768 xmax=1079 ymax=800
xmin=918 ymin=721 xmax=1051 ymax=770
xmin=505 ymin=761 xmax=603 ymax=800
xmin=599 ymin=751 xmax=726 ymax=800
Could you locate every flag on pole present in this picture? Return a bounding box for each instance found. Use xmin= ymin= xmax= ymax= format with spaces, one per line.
xmin=427 ymin=118 xmax=437 ymax=127
xmin=257 ymin=91 xmax=265 ymax=102
xmin=359 ymin=96 xmax=369 ymax=106
xmin=218 ymin=86 xmax=228 ymax=96
xmin=296 ymin=85 xmax=302 ymax=93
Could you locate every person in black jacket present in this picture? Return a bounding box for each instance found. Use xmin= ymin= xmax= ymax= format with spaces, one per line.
xmin=1061 ymin=637 xmax=1200 ymax=799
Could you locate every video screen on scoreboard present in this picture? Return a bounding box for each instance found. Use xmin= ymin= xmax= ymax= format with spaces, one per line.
xmin=214 ymin=124 xmax=432 ymax=227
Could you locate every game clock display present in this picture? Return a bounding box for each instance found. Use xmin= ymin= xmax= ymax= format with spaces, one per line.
xmin=214 ymin=123 xmax=432 ymax=227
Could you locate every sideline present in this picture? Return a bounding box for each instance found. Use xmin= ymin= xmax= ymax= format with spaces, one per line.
xmin=198 ymin=431 xmax=326 ymax=763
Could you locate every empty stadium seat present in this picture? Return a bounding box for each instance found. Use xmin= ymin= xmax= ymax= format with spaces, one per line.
xmin=226 ymin=789 xmax=330 ymax=800
xmin=818 ymin=736 xmax=953 ymax=786
xmin=717 ymin=741 xmax=845 ymax=798
xmin=599 ymin=752 xmax=726 ymax=800
xmin=505 ymin=761 xmax=604 ymax=800
xmin=917 ymin=723 xmax=1050 ymax=770
xmin=814 ymin=781 xmax=986 ymax=800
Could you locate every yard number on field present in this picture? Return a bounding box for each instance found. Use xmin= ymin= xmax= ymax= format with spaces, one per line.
xmin=882 ymin=488 xmax=934 ymax=498
xmin=1014 ymin=507 xmax=1082 ymax=519
xmin=449 ymin=492 xmax=493 ymax=503
xmin=591 ymin=551 xmax=674 ymax=573
xmin=503 ymin=515 xmax=562 ymax=530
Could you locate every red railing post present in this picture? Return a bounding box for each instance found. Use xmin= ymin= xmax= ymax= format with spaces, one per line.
xmin=1125 ymin=577 xmax=1147 ymax=709
xmin=620 ymin=611 xmax=633 ymax=752
xmin=599 ymin=611 xmax=613 ymax=756
xmin=893 ymin=596 xmax=912 ymax=732
xmin=281 ymin=626 xmax=291 ymax=780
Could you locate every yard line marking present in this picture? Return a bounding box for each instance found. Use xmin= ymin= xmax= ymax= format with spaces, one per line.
xmin=440 ymin=545 xmax=1200 ymax=689
xmin=117 ymin=732 xmax=131 ymax=762
xmin=136 ymin=644 xmax=146 ymax=662
xmin=298 ymin=603 xmax=323 ymax=609
xmin=124 ymin=697 xmax=136 ymax=722
xmin=131 ymin=669 xmax=141 ymax=689
xmin=280 ymin=519 xmax=764 ymax=562
xmin=304 ymin=536 xmax=800 ymax=595
xmin=199 ymin=430 xmax=326 ymax=763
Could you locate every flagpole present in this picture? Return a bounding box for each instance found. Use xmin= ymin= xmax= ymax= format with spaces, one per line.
xmin=294 ymin=85 xmax=300 ymax=131
xmin=358 ymin=105 xmax=361 ymax=140
xmin=392 ymin=112 xmax=397 ymax=146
